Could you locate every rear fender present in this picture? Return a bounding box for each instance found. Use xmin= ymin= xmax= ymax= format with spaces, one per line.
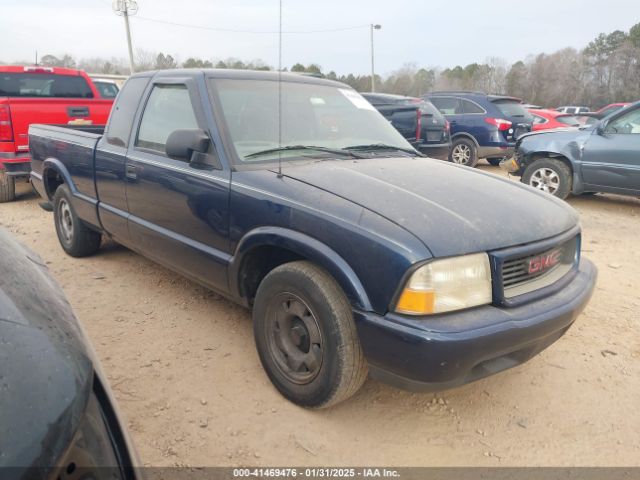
xmin=451 ymin=132 xmax=479 ymax=147
xmin=42 ymin=158 xmax=101 ymax=228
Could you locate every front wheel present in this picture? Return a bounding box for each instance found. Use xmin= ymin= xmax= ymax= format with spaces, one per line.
xmin=0 ymin=170 xmax=16 ymax=203
xmin=521 ymin=158 xmax=572 ymax=199
xmin=53 ymin=184 xmax=102 ymax=257
xmin=449 ymin=138 xmax=478 ymax=167
xmin=252 ymin=261 xmax=368 ymax=408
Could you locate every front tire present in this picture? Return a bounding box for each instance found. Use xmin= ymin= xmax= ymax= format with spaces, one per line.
xmin=450 ymin=138 xmax=478 ymax=167
xmin=53 ymin=184 xmax=102 ymax=257
xmin=252 ymin=261 xmax=368 ymax=408
xmin=521 ymin=158 xmax=572 ymax=199
xmin=0 ymin=170 xmax=16 ymax=203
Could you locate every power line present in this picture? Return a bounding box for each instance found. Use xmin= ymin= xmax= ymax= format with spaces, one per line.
xmin=132 ymin=15 xmax=369 ymax=35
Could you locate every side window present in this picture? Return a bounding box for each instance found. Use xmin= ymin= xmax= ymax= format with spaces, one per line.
xmin=461 ymin=99 xmax=485 ymax=114
xmin=606 ymin=108 xmax=640 ymax=134
xmin=136 ymin=84 xmax=199 ymax=153
xmin=105 ymin=77 xmax=150 ymax=147
xmin=532 ymin=114 xmax=546 ymax=124
xmin=430 ymin=97 xmax=461 ymax=115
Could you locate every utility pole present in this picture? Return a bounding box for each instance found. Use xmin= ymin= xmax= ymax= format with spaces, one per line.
xmin=370 ymin=24 xmax=381 ymax=92
xmin=113 ymin=0 xmax=138 ymax=74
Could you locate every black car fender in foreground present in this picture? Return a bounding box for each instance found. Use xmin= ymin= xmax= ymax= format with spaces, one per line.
xmin=0 ymin=228 xmax=139 ymax=478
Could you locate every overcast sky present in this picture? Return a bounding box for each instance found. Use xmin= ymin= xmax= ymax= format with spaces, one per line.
xmin=1 ymin=0 xmax=638 ymax=75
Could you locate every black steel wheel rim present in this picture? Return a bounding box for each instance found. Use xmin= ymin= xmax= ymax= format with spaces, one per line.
xmin=265 ymin=292 xmax=323 ymax=385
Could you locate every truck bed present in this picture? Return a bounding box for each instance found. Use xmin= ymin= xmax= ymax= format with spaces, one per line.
xmin=29 ymin=124 xmax=105 ymax=226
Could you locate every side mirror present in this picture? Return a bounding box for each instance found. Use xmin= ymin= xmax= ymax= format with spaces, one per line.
xmin=166 ymin=129 xmax=210 ymax=160
xmin=596 ymin=119 xmax=608 ymax=135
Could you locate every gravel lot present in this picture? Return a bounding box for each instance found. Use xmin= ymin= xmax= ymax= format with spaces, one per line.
xmin=1 ymin=165 xmax=639 ymax=467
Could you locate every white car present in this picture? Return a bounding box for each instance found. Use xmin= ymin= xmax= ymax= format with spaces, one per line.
xmin=556 ymin=106 xmax=590 ymax=114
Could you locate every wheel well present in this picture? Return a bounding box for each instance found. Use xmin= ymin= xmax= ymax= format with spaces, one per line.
xmin=526 ymin=152 xmax=573 ymax=174
xmin=238 ymin=246 xmax=304 ymax=306
xmin=451 ymin=133 xmax=479 ymax=147
xmin=44 ymin=168 xmax=64 ymax=200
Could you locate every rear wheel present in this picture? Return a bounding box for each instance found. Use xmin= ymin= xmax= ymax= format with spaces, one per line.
xmin=450 ymin=138 xmax=478 ymax=167
xmin=53 ymin=184 xmax=102 ymax=257
xmin=252 ymin=261 xmax=368 ymax=408
xmin=0 ymin=170 xmax=16 ymax=203
xmin=521 ymin=158 xmax=572 ymax=199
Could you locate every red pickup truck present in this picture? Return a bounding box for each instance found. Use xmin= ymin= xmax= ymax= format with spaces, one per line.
xmin=0 ymin=66 xmax=114 ymax=202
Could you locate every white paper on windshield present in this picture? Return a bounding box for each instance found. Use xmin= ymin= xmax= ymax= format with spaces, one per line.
xmin=339 ymin=89 xmax=376 ymax=111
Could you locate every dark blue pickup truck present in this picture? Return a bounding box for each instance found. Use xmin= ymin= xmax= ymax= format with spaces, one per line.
xmin=29 ymin=69 xmax=597 ymax=408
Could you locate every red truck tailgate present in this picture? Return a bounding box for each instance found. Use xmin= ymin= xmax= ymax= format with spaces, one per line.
xmin=3 ymin=97 xmax=112 ymax=154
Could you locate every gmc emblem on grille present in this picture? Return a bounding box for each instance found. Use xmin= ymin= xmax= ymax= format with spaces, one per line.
xmin=528 ymin=250 xmax=562 ymax=274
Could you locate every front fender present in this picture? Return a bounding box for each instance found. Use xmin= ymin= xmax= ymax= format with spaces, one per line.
xmin=229 ymin=226 xmax=373 ymax=311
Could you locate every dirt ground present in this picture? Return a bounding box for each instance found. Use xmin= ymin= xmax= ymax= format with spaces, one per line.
xmin=1 ymin=165 xmax=639 ymax=467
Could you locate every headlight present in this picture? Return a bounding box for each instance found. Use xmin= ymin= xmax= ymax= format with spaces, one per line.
xmin=395 ymin=253 xmax=492 ymax=315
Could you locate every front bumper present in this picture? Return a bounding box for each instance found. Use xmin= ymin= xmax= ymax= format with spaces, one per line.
xmin=477 ymin=145 xmax=514 ymax=159
xmin=500 ymin=156 xmax=523 ymax=175
xmin=354 ymin=258 xmax=596 ymax=392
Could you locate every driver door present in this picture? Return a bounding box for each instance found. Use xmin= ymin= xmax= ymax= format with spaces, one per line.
xmin=581 ymin=106 xmax=640 ymax=194
xmin=125 ymin=77 xmax=231 ymax=292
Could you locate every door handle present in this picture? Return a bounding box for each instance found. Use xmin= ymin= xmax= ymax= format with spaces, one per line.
xmin=125 ymin=164 xmax=137 ymax=180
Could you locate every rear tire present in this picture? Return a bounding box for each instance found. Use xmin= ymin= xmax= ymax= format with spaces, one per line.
xmin=53 ymin=184 xmax=102 ymax=257
xmin=449 ymin=138 xmax=478 ymax=167
xmin=521 ymin=158 xmax=572 ymax=199
xmin=0 ymin=170 xmax=16 ymax=203
xmin=252 ymin=261 xmax=368 ymax=408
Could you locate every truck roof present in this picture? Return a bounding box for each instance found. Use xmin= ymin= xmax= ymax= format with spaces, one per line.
xmin=0 ymin=65 xmax=89 ymax=76
xmin=131 ymin=68 xmax=350 ymax=88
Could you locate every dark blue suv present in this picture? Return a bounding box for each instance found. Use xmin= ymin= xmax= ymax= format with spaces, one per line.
xmin=424 ymin=92 xmax=533 ymax=167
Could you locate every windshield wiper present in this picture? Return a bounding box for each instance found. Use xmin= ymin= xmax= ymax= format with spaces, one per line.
xmin=245 ymin=145 xmax=363 ymax=159
xmin=343 ymin=144 xmax=421 ymax=156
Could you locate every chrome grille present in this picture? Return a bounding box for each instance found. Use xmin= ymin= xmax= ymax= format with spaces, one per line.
xmin=501 ymin=237 xmax=577 ymax=298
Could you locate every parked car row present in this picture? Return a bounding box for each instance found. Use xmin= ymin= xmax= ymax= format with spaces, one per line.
xmin=362 ymin=90 xmax=538 ymax=168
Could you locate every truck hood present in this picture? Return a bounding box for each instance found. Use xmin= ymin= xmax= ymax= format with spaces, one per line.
xmin=279 ymin=157 xmax=578 ymax=257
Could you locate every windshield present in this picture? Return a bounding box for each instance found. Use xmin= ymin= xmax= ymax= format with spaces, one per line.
xmin=210 ymin=78 xmax=413 ymax=163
